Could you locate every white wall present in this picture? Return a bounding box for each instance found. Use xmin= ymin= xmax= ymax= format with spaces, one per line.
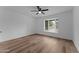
xmin=0 ymin=7 xmax=35 ymax=42
xmin=73 ymin=7 xmax=79 ymax=51
xmin=0 ymin=7 xmax=73 ymax=42
xmin=34 ymin=10 xmax=73 ymax=40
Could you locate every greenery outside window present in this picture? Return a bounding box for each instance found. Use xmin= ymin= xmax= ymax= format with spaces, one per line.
xmin=44 ymin=18 xmax=58 ymax=33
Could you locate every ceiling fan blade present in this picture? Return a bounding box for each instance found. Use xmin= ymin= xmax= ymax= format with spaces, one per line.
xmin=41 ymin=11 xmax=45 ymax=14
xmin=37 ymin=6 xmax=41 ymax=11
xmin=41 ymin=9 xmax=48 ymax=11
xmin=36 ymin=12 xmax=39 ymax=15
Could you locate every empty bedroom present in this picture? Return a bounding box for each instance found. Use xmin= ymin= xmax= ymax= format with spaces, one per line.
xmin=0 ymin=6 xmax=78 ymax=53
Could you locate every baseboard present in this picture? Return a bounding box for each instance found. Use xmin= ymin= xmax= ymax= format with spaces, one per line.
xmin=0 ymin=33 xmax=35 ymax=43
xmin=34 ymin=33 xmax=72 ymax=41
xmin=0 ymin=33 xmax=72 ymax=43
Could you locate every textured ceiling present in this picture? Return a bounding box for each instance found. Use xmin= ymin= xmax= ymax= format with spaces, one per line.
xmin=5 ymin=6 xmax=73 ymax=17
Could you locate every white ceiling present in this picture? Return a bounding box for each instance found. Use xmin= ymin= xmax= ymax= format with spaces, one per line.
xmin=6 ymin=6 xmax=73 ymax=17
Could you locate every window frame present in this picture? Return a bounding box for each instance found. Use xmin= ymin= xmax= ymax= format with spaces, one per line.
xmin=44 ymin=18 xmax=58 ymax=33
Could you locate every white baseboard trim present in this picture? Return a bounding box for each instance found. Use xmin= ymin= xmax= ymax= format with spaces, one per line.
xmin=0 ymin=33 xmax=35 ymax=43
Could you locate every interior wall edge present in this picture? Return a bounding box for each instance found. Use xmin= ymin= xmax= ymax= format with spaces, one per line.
xmin=72 ymin=39 xmax=79 ymax=52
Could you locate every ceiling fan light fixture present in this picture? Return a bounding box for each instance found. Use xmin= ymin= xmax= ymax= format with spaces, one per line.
xmin=31 ymin=6 xmax=48 ymax=15
xmin=38 ymin=11 xmax=41 ymax=14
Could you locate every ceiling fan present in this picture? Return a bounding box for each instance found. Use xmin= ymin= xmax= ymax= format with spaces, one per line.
xmin=31 ymin=6 xmax=48 ymax=15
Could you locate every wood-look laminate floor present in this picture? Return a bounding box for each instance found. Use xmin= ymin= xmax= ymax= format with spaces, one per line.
xmin=0 ymin=34 xmax=78 ymax=53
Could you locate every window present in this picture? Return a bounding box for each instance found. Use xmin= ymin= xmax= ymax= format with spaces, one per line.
xmin=44 ymin=18 xmax=58 ymax=33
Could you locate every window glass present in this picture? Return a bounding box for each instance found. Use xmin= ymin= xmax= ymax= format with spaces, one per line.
xmin=45 ymin=19 xmax=58 ymax=33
